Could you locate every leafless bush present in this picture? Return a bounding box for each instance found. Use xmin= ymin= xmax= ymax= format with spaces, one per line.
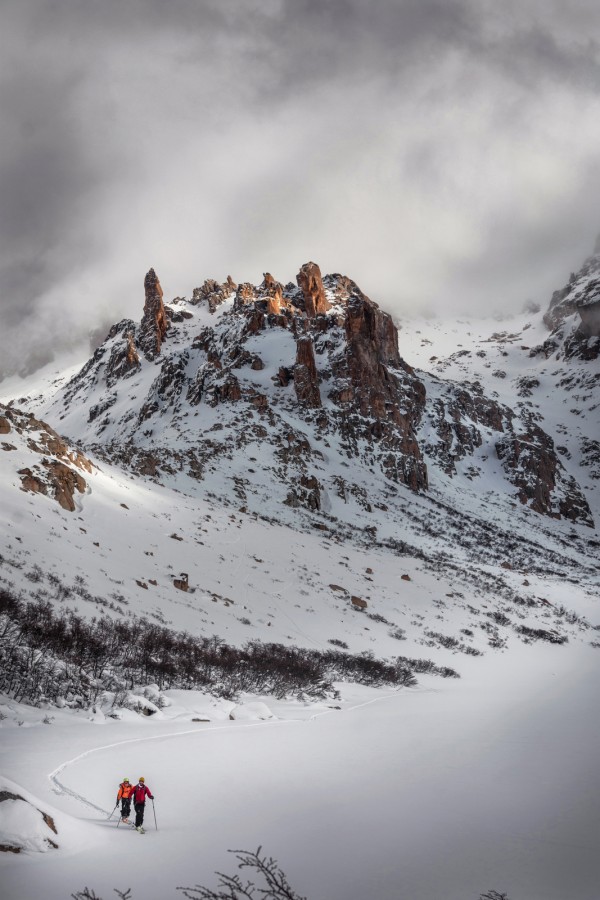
xmin=0 ymin=587 xmax=430 ymax=706
xmin=388 ymin=628 xmax=406 ymax=641
xmin=486 ymin=610 xmax=511 ymax=627
xmin=553 ymin=605 xmax=588 ymax=628
xmin=178 ymin=847 xmax=306 ymax=900
xmin=516 ymin=625 xmax=567 ymax=644
xmin=72 ymin=851 xmax=303 ymax=900
xmin=72 ymin=890 xmax=131 ymax=900
xmin=424 ymin=631 xmax=481 ymax=655
xmin=366 ymin=612 xmax=391 ymax=625
xmin=396 ymin=656 xmax=459 ymax=678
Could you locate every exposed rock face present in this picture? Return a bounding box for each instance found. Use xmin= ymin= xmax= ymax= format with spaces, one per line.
xmin=294 ymin=336 xmax=321 ymax=408
xmin=297 ymin=262 xmax=329 ymax=317
xmin=42 ymin=460 xmax=87 ymax=512
xmin=330 ymin=290 xmax=428 ymax=491
xmin=544 ymin=241 xmax=600 ymax=359
xmin=192 ymin=276 xmax=236 ymax=313
xmin=104 ymin=321 xmax=141 ymax=386
xmin=234 ymin=282 xmax=258 ymax=308
xmin=284 ymin=474 xmax=321 ymax=510
xmin=420 ymin=378 xmax=592 ymax=524
xmin=579 ymin=301 xmax=600 ymax=337
xmin=258 ymin=273 xmax=289 ymax=316
xmin=422 ymin=382 xmax=506 ymax=476
xmin=496 ymin=424 xmax=593 ymax=525
xmin=1 ymin=405 xmax=92 ymax=512
xmin=139 ymin=268 xmax=168 ymax=359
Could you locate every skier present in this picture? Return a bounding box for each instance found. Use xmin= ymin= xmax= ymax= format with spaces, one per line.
xmin=131 ymin=776 xmax=154 ymax=833
xmin=116 ymin=777 xmax=134 ymax=823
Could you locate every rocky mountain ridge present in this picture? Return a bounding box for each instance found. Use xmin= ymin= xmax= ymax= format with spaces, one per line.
xmin=24 ymin=260 xmax=593 ymax=530
xmin=1 ymin=256 xmax=598 ymax=712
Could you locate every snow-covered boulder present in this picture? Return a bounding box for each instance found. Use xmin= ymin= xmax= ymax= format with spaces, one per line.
xmin=228 ymin=701 xmax=274 ymax=721
xmin=0 ymin=777 xmax=58 ymax=854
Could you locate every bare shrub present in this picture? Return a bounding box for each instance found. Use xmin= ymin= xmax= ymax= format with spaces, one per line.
xmin=0 ymin=587 xmax=430 ymax=706
xmin=178 ymin=847 xmax=306 ymax=900
xmin=516 ymin=625 xmax=568 ymax=644
xmin=73 ymin=850 xmax=302 ymax=900
xmin=388 ymin=628 xmax=407 ymax=641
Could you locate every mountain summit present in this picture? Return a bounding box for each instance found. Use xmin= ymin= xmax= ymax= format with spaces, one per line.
xmin=19 ymin=261 xmax=592 ymax=529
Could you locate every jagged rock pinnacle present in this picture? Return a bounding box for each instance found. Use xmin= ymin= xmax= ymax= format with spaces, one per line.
xmin=294 ymin=336 xmax=321 ymax=409
xmin=297 ymin=262 xmax=329 ymax=317
xmin=139 ymin=268 xmax=168 ymax=359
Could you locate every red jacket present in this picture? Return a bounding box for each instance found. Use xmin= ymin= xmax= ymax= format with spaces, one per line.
xmin=132 ymin=783 xmax=153 ymax=804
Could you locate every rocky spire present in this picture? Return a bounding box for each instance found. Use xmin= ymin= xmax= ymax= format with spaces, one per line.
xmin=261 ymin=273 xmax=286 ymax=315
xmin=331 ymin=292 xmax=428 ymax=491
xmin=294 ymin=336 xmax=321 ymax=408
xmin=139 ymin=268 xmax=168 ymax=359
xmin=297 ymin=262 xmax=329 ymax=317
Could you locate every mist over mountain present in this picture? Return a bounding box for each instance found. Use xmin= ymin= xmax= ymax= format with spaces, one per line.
xmin=3 ymin=0 xmax=600 ymax=377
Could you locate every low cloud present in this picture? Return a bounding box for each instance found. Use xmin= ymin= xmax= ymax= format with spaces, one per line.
xmin=2 ymin=0 xmax=600 ymax=375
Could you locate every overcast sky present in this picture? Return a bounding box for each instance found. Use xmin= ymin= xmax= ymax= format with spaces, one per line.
xmin=2 ymin=0 xmax=600 ymax=374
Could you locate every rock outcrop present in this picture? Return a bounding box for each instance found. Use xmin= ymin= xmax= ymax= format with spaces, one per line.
xmin=294 ymin=336 xmax=321 ymax=408
xmin=496 ymin=424 xmax=593 ymax=525
xmin=1 ymin=405 xmax=92 ymax=512
xmin=541 ymin=241 xmax=600 ymax=359
xmin=261 ymin=273 xmax=287 ymax=316
xmin=192 ymin=276 xmax=236 ymax=313
xmin=297 ymin=262 xmax=329 ymax=317
xmin=139 ymin=268 xmax=168 ymax=359
xmin=330 ymin=289 xmax=428 ymax=491
xmin=420 ymin=378 xmax=592 ymax=524
xmin=104 ymin=321 xmax=141 ymax=386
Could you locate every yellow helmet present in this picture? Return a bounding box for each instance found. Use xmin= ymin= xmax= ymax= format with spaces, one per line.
xmin=123 ymin=778 xmax=129 ymax=783
xmin=139 ymin=777 xmax=145 ymax=782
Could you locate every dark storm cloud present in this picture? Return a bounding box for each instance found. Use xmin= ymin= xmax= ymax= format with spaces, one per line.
xmin=1 ymin=0 xmax=600 ymax=378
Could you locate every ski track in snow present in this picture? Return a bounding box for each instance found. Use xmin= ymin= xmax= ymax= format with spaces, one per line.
xmin=48 ymin=689 xmax=404 ymax=820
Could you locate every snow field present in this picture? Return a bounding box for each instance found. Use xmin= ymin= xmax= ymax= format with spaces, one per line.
xmin=2 ymin=642 xmax=600 ymax=900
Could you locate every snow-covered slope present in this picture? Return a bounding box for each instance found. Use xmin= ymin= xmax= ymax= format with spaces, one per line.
xmin=399 ymin=306 xmax=600 ymax=528
xmin=0 ymin=261 xmax=598 ymax=677
xmin=1 ymin=256 xmax=599 ymax=900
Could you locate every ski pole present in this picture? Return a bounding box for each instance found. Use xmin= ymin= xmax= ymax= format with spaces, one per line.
xmin=108 ymin=804 xmax=119 ymax=821
xmin=152 ymin=798 xmax=158 ymax=831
